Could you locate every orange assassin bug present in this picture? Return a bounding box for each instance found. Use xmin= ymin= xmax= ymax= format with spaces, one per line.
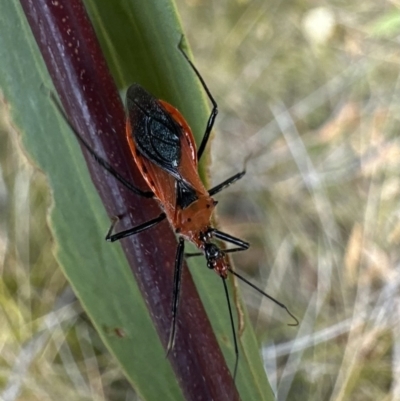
xmin=53 ymin=37 xmax=298 ymax=379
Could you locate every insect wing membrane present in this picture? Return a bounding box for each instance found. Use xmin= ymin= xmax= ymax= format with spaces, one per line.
xmin=158 ymin=100 xmax=209 ymax=204
xmin=126 ymin=86 xmax=211 ymax=226
xmin=126 ymin=84 xmax=182 ymax=181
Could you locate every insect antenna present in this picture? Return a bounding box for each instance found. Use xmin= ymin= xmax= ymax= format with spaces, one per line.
xmin=186 ymin=246 xmax=298 ymax=381
xmin=227 ymin=267 xmax=299 ymax=326
xmin=185 ymin=249 xmax=298 ymax=325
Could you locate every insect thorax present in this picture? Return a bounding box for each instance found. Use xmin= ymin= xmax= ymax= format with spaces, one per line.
xmin=174 ymin=195 xmax=216 ymax=245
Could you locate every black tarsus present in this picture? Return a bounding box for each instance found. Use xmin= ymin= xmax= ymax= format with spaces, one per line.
xmin=228 ymin=268 xmax=299 ymax=327
xmin=178 ymin=36 xmax=218 ymax=161
xmin=105 ymin=213 xmax=166 ymax=242
xmin=222 ymin=277 xmax=239 ymax=381
xmin=47 ymin=89 xmax=154 ymax=199
xmin=166 ymin=237 xmax=186 ymax=356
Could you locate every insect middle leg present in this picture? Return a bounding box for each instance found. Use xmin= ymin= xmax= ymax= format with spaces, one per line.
xmin=208 ymin=169 xmax=246 ymax=196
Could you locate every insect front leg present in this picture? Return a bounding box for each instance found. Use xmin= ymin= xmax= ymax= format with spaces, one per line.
xmin=210 ymin=229 xmax=250 ymax=250
xmin=185 ymin=247 xmax=247 ymax=259
xmin=105 ymin=213 xmax=166 ymax=242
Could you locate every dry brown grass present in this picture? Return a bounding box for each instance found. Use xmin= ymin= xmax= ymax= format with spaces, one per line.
xmin=178 ymin=1 xmax=400 ymax=400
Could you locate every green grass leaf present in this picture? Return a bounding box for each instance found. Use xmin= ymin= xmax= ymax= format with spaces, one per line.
xmin=368 ymin=11 xmax=400 ymax=38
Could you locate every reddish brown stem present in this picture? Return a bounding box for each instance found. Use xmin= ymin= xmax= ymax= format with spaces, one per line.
xmin=19 ymin=0 xmax=240 ymax=400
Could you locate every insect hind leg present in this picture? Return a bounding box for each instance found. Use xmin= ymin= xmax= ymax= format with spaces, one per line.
xmin=46 ymin=87 xmax=154 ymax=199
xmin=178 ymin=35 xmax=218 ymax=162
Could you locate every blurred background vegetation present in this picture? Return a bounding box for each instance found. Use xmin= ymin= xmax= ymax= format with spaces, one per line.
xmin=1 ymin=0 xmax=400 ymax=400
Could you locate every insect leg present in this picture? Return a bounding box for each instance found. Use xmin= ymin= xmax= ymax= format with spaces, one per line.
xmin=106 ymin=213 xmax=166 ymax=242
xmin=167 ymin=237 xmax=185 ymax=355
xmin=184 ymin=252 xmax=203 ymax=258
xmin=208 ymin=169 xmax=246 ymax=196
xmin=47 ymin=89 xmax=154 ymax=198
xmin=185 ymin=247 xmax=247 ymax=258
xmin=222 ymin=247 xmax=247 ymax=254
xmin=178 ymin=36 xmax=218 ymax=161
xmin=222 ymin=277 xmax=239 ymax=381
xmin=210 ymin=229 xmax=250 ymax=250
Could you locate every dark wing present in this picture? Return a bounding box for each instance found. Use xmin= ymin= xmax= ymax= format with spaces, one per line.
xmin=126 ymin=84 xmax=182 ymax=181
